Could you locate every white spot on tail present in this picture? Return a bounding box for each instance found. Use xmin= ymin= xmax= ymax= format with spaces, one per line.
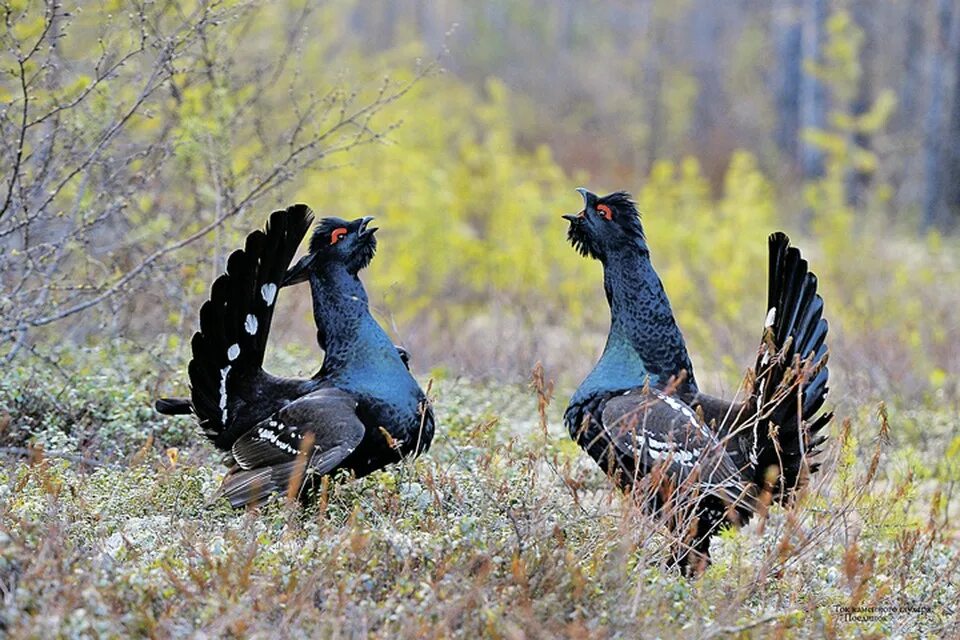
xmin=245 ymin=314 xmax=258 ymax=335
xmin=765 ymin=307 xmax=777 ymax=328
xmin=227 ymin=344 xmax=240 ymax=361
xmin=219 ymin=365 xmax=231 ymax=424
xmin=750 ymin=379 xmax=765 ymax=466
xmin=261 ymin=283 xmax=277 ymax=306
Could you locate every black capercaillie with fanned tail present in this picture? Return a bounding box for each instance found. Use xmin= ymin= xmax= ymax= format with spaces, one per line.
xmin=156 ymin=205 xmax=434 ymax=507
xmin=563 ymin=188 xmax=831 ymax=575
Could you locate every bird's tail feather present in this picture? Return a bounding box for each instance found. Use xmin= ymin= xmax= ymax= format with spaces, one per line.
xmin=744 ymin=232 xmax=832 ymax=503
xmin=189 ymin=204 xmax=314 ymax=449
xmin=155 ymin=397 xmax=193 ymax=415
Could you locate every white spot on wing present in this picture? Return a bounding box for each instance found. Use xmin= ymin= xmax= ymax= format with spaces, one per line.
xmin=261 ymin=283 xmax=277 ymax=306
xmin=765 ymin=307 xmax=777 ymax=328
xmin=631 ymin=428 xmax=702 ymax=466
xmin=227 ymin=344 xmax=240 ymax=361
xmin=654 ymin=391 xmax=713 ymax=439
xmin=245 ymin=314 xmax=258 ymax=335
xmin=256 ymin=424 xmax=300 ymax=455
xmin=636 ymin=441 xmax=699 ymax=466
xmin=700 ymin=480 xmax=743 ymax=490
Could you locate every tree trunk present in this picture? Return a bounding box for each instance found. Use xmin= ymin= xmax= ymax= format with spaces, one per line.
xmin=415 ymin=0 xmax=444 ymax=53
xmin=899 ymin=2 xmax=925 ymax=129
xmin=800 ymin=0 xmax=828 ymax=181
xmin=555 ymin=0 xmax=577 ymax=50
xmin=942 ymin=6 xmax=960 ymax=227
xmin=922 ymin=0 xmax=956 ymax=230
xmin=846 ymin=0 xmax=874 ymax=206
xmin=643 ymin=9 xmax=664 ymax=169
xmin=690 ymin=0 xmax=725 ymax=148
xmin=774 ymin=0 xmax=803 ymax=168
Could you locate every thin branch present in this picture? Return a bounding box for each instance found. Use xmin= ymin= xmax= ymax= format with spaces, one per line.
xmin=0 ymin=2 xmax=437 ymax=361
xmin=0 ymin=57 xmax=30 ymax=220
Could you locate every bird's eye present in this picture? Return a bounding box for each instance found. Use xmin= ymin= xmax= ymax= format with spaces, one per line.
xmin=596 ymin=204 xmax=613 ymax=221
xmin=330 ymin=227 xmax=348 ymax=244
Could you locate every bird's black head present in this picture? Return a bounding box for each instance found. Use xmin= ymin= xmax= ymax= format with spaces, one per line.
xmin=282 ymin=216 xmax=378 ymax=285
xmin=563 ymin=188 xmax=646 ymax=262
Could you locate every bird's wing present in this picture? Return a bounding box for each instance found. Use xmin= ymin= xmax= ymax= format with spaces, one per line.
xmin=679 ymin=391 xmax=746 ymax=430
xmin=220 ymin=387 xmax=365 ymax=507
xmin=601 ymin=391 xmax=756 ymax=512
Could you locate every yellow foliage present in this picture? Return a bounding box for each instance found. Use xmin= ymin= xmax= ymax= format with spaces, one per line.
xmin=2 ymin=0 xmax=947 ymax=400
xmin=293 ymin=73 xmax=778 ymax=372
xmin=285 ymin=64 xmax=794 ymax=378
xmin=296 ymin=76 xmax=593 ymax=324
xmin=635 ymin=152 xmax=774 ymax=363
xmin=11 ymin=13 xmax=44 ymax=42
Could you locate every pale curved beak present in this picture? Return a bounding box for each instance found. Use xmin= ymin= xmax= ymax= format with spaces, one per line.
xmin=567 ymin=188 xmax=593 ymax=221
xmin=358 ymin=216 xmax=378 ymax=237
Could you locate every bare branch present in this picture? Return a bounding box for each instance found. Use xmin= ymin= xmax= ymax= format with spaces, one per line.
xmin=0 ymin=1 xmax=435 ymax=361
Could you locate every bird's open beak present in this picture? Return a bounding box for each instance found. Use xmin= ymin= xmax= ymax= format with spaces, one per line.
xmin=358 ymin=216 xmax=378 ymax=238
xmin=564 ymin=187 xmax=594 ymax=222
xmin=576 ymin=187 xmax=598 ymax=206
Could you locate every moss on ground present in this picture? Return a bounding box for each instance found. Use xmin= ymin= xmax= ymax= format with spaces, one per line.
xmin=1 ymin=367 xmax=957 ymax=638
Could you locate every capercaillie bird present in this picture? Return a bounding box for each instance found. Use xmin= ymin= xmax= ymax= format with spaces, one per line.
xmin=156 ymin=205 xmax=434 ymax=507
xmin=563 ymin=188 xmax=831 ymax=574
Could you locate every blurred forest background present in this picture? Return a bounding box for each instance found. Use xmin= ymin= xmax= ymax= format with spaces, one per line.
xmin=2 ymin=0 xmax=959 ymax=404
xmin=3 ymin=2 xmax=960 ymax=636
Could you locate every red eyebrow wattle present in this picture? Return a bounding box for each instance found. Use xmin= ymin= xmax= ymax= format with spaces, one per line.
xmin=330 ymin=227 xmax=348 ymax=244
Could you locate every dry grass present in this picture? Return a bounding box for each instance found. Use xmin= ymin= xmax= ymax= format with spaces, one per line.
xmin=2 ymin=371 xmax=957 ymax=638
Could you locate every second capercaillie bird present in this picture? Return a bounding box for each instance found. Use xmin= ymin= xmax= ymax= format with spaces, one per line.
xmin=156 ymin=205 xmax=434 ymax=507
xmin=563 ymin=188 xmax=831 ymax=574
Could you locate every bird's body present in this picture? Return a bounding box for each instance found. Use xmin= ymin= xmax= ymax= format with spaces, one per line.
xmin=568 ymin=232 xmax=696 ymax=409
xmin=158 ymin=205 xmax=433 ymax=507
xmin=563 ymin=189 xmax=830 ymax=573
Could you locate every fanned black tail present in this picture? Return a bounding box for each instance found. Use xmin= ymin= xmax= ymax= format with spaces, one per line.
xmin=188 ymin=204 xmax=314 ymax=449
xmin=745 ymin=232 xmax=832 ymax=502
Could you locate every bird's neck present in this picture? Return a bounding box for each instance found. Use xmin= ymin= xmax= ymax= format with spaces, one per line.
xmin=579 ymin=243 xmax=697 ymax=400
xmin=308 ymin=265 xmax=401 ymax=375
